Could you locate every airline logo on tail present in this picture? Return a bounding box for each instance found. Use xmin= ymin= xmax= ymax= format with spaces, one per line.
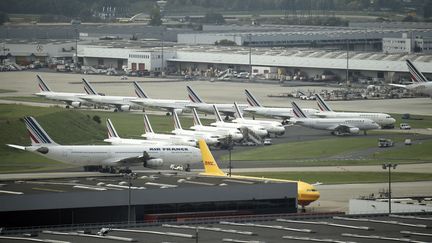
xmin=36 ymin=75 xmax=51 ymax=92
xmin=212 ymin=105 xmax=224 ymax=123
xmin=315 ymin=94 xmax=332 ymax=112
xmin=172 ymin=111 xmax=183 ymax=130
xmin=186 ymin=86 xmax=204 ymax=103
xmin=143 ymin=114 xmax=155 ymax=134
xmin=245 ymin=89 xmax=262 ymax=107
xmin=106 ymin=119 xmax=119 ymax=139
xmin=133 ymin=81 xmax=149 ymax=98
xmin=192 ymin=108 xmax=202 ymax=126
xmin=406 ymin=59 xmax=428 ymax=83
xmin=82 ymin=78 xmax=98 ymax=95
xmin=233 ymin=102 xmax=244 ymax=119
xmin=198 ymin=139 xmax=226 ymax=176
xmin=291 ymin=102 xmax=308 ymax=118
xmin=24 ymin=116 xmax=57 ymax=145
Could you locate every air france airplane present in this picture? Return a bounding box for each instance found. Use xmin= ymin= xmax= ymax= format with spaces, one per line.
xmin=186 ymin=86 xmax=249 ymax=119
xmin=131 ymin=81 xmax=191 ymax=115
xmin=313 ymin=94 xmax=396 ymax=128
xmin=389 ymin=59 xmax=432 ymax=97
xmin=190 ymin=108 xmax=243 ymax=141
xmin=290 ymin=102 xmax=380 ymax=135
xmin=141 ymin=114 xmax=198 ymax=147
xmin=210 ymin=105 xmax=268 ymax=137
xmin=7 ymin=117 xmax=201 ymax=172
xmin=243 ymin=89 xmax=318 ymax=123
xmin=79 ymin=78 xmax=141 ymax=112
xmin=33 ymin=75 xmax=91 ymax=108
xmin=232 ymin=102 xmax=286 ymax=136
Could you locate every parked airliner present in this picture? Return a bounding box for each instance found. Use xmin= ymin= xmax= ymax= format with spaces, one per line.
xmin=243 ymin=89 xmax=318 ymax=123
xmin=33 ymin=75 xmax=91 ymax=108
xmin=290 ymin=102 xmax=380 ymax=135
xmin=131 ymin=81 xmax=191 ymax=115
xmin=186 ymin=86 xmax=249 ymax=119
xmin=389 ymin=59 xmax=432 ymax=97
xmin=7 ymin=117 xmax=201 ymax=172
xmin=141 ymin=114 xmax=198 ymax=147
xmin=313 ymin=94 xmax=396 ymax=128
xmin=172 ymin=111 xmax=221 ymax=145
xmin=190 ymin=108 xmax=243 ymax=141
xmin=232 ymin=102 xmax=286 ymax=136
xmin=79 ymin=78 xmax=140 ymax=112
xmin=210 ymin=105 xmax=268 ymax=137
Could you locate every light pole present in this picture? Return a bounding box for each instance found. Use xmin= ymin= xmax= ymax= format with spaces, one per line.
xmin=248 ymin=34 xmax=252 ymax=81
xmin=382 ymin=163 xmax=397 ymax=214
xmin=227 ymin=135 xmax=233 ymax=177
xmin=125 ymin=173 xmax=136 ymax=224
xmin=161 ymin=28 xmax=165 ymax=77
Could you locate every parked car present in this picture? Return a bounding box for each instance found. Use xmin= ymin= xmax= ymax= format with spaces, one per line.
xmin=263 ymin=138 xmax=272 ymax=146
xmin=378 ymin=138 xmax=394 ymax=148
xmin=404 ymin=139 xmax=412 ymax=145
xmin=399 ymin=123 xmax=411 ymax=130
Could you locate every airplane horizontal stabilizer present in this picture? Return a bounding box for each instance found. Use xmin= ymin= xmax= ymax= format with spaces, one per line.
xmin=6 ymin=144 xmax=26 ymax=150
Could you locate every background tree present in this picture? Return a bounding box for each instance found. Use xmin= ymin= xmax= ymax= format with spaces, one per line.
xmin=0 ymin=11 xmax=9 ymax=25
xmin=202 ymin=12 xmax=225 ymax=24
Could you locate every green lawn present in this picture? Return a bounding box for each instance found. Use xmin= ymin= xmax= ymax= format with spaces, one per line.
xmin=390 ymin=113 xmax=432 ymax=129
xmin=0 ymin=89 xmax=16 ymax=93
xmin=238 ymin=172 xmax=432 ymax=184
xmin=225 ymin=137 xmax=376 ymax=161
xmin=0 ymin=96 xmax=61 ymax=104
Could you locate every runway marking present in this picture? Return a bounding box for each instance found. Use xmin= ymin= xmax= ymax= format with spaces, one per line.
xmin=0 ymin=189 xmax=24 ymax=195
xmin=32 ymin=187 xmax=64 ymax=193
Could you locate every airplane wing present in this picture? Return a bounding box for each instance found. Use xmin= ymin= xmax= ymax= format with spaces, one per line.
xmin=388 ymin=83 xmax=408 ymax=89
xmin=6 ymin=144 xmax=26 ymax=150
xmin=328 ymin=124 xmax=359 ymax=134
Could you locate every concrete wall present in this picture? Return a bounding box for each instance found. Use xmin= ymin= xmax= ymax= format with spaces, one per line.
xmin=349 ymin=199 xmax=432 ymax=215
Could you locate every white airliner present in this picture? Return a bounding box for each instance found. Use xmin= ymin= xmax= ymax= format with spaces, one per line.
xmin=210 ymin=105 xmax=269 ymax=137
xmin=313 ymin=94 xmax=396 ymax=128
xmin=389 ymin=59 xmax=432 ymax=97
xmin=104 ymin=119 xmax=169 ymax=146
xmin=171 ymin=111 xmax=222 ymax=145
xmin=243 ymin=89 xmax=318 ymax=123
xmin=141 ymin=114 xmax=198 ymax=147
xmin=131 ymin=81 xmax=191 ymax=115
xmin=190 ymin=108 xmax=243 ymax=141
xmin=7 ymin=117 xmax=201 ymax=172
xmin=290 ymin=102 xmax=380 ymax=135
xmin=33 ymin=75 xmax=91 ymax=108
xmin=185 ymin=86 xmax=249 ymax=119
xmin=79 ymin=78 xmax=140 ymax=112
xmin=232 ymin=102 xmax=286 ymax=136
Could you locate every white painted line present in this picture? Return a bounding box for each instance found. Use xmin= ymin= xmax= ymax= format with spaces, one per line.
xmin=283 ymin=235 xmax=357 ymax=243
xmin=110 ymin=228 xmax=194 ymax=239
xmin=223 ymin=179 xmax=255 ymax=184
xmin=390 ymin=214 xmax=432 ymax=221
xmin=0 ymin=235 xmax=70 ymax=243
xmin=42 ymin=230 xmax=136 ymax=242
xmin=163 ymin=224 xmax=256 ymax=235
xmin=276 ymin=218 xmax=373 ymax=230
xmin=333 ymin=217 xmax=429 ymax=228
xmin=0 ymin=190 xmax=24 ymax=195
xmin=105 ymin=184 xmax=146 ymax=190
xmin=182 ymin=180 xmax=215 ymax=186
xmin=401 ymin=231 xmax=432 ymax=237
xmin=222 ymin=239 xmax=264 ymax=243
xmin=341 ymin=233 xmax=428 ymax=243
xmin=144 ymin=182 xmax=178 ymax=188
xmin=73 ymin=185 xmax=107 ymax=191
xmin=220 ymin=221 xmax=314 ymax=233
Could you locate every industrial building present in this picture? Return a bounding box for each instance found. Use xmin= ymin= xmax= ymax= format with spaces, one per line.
xmin=0 ymin=172 xmax=297 ymax=227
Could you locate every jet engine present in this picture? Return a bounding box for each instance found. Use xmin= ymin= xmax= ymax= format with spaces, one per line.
xmin=120 ymin=105 xmax=131 ymax=111
xmin=71 ymin=101 xmax=81 ymax=108
xmin=143 ymin=158 xmax=163 ymax=168
xmin=349 ymin=127 xmax=360 ymax=134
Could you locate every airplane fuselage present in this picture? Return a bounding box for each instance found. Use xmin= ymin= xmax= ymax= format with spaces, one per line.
xmin=35 ymin=91 xmax=92 ymax=107
xmin=132 ymin=98 xmax=191 ymax=112
xmin=314 ymin=111 xmax=396 ymax=127
xmin=244 ymin=107 xmax=318 ymax=120
xmin=232 ymin=118 xmax=285 ymax=135
xmin=293 ymin=118 xmax=380 ymax=132
xmin=190 ymin=125 xmax=243 ymax=141
xmin=25 ymin=144 xmax=201 ymax=166
xmin=188 ymin=103 xmax=249 ymax=116
xmin=82 ymin=95 xmax=141 ymax=110
xmin=171 ymin=129 xmax=221 ymax=145
xmin=141 ymin=133 xmax=198 ymax=147
xmin=210 ymin=121 xmax=268 ymax=137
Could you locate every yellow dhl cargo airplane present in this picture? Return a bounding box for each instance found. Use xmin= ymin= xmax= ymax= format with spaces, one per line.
xmin=198 ymin=140 xmax=320 ymax=210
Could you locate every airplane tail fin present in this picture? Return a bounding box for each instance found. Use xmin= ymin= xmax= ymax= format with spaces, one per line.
xmin=233 ymin=102 xmax=244 ymax=119
xmin=291 ymin=102 xmax=308 ymax=118
xmin=82 ymin=78 xmax=99 ymax=95
xmin=23 ymin=116 xmax=58 ymax=146
xmin=133 ymin=81 xmax=150 ymax=98
xmin=213 ymin=105 xmax=224 ymax=123
xmin=36 ymin=75 xmax=51 ymax=92
xmin=192 ymin=108 xmax=202 ymax=126
xmin=143 ymin=114 xmax=155 ymax=134
xmin=106 ymin=119 xmax=120 ymax=139
xmin=315 ymin=94 xmax=332 ymax=112
xmin=245 ymin=89 xmax=262 ymax=107
xmin=186 ymin=86 xmax=204 ymax=103
xmin=198 ymin=139 xmax=226 ymax=176
xmin=406 ymin=59 xmax=428 ymax=83
xmin=172 ymin=111 xmax=183 ymax=130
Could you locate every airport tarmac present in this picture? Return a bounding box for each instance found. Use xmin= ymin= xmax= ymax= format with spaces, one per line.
xmin=0 ymin=71 xmax=431 ymax=115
